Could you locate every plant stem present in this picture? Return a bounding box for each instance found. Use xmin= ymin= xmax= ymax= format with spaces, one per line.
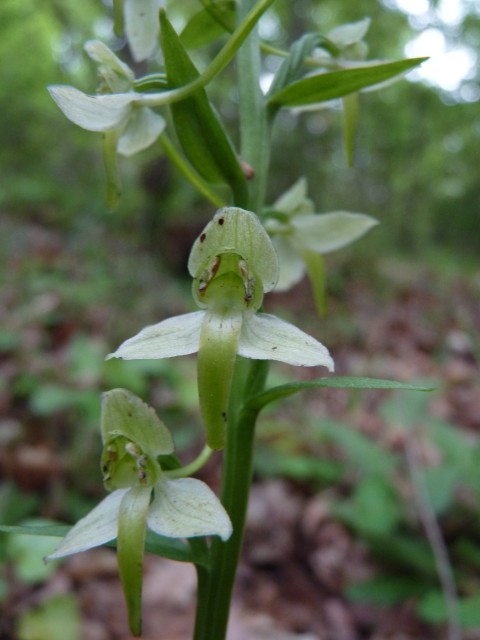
xmin=138 ymin=0 xmax=275 ymax=108
xmin=159 ymin=133 xmax=226 ymax=208
xmin=236 ymin=0 xmax=271 ymax=213
xmin=192 ymin=1 xmax=274 ymax=635
xmin=193 ymin=359 xmax=268 ymax=640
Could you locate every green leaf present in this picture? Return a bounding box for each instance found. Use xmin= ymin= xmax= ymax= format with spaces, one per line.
xmin=246 ymin=376 xmax=434 ymax=413
xmin=267 ymin=57 xmax=428 ymax=109
xmin=180 ymin=2 xmax=235 ymax=49
xmin=0 ymin=524 xmax=200 ymax=566
xmin=0 ymin=524 xmax=70 ymax=537
xmin=144 ymin=530 xmax=206 ymax=566
xmin=267 ymin=33 xmax=324 ymax=97
xmin=160 ymin=10 xmax=248 ymax=205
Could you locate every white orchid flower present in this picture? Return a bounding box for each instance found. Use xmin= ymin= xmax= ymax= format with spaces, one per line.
xmin=109 ymin=208 xmax=334 ymax=449
xmin=265 ymin=178 xmax=378 ymax=312
xmin=48 ymin=41 xmax=165 ymax=157
xmin=46 ymin=389 xmax=231 ymax=635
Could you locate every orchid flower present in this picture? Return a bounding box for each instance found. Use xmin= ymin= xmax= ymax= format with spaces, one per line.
xmin=46 ymin=389 xmax=231 ymax=635
xmin=109 ymin=208 xmax=334 ymax=450
xmin=48 ymin=41 xmax=165 ymax=208
xmin=48 ymin=41 xmax=165 ymax=157
xmin=264 ymin=178 xmax=378 ymax=313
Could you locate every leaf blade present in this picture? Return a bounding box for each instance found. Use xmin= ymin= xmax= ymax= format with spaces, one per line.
xmin=267 ymin=57 xmax=428 ymax=108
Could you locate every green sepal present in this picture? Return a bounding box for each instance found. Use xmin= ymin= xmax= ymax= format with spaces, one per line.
xmin=159 ymin=10 xmax=248 ymax=205
xmin=342 ymin=92 xmax=359 ymax=166
xmin=188 ymin=208 xmax=278 ymax=295
xmin=302 ymin=249 xmax=327 ymax=317
xmin=267 ymin=57 xmax=428 ymax=110
xmin=180 ymin=2 xmax=235 ymax=49
xmin=198 ymin=307 xmax=242 ymax=449
xmin=101 ymin=389 xmax=174 ymax=457
xmin=117 ymin=486 xmax=151 ymax=637
xmin=245 ymin=377 xmax=435 ymax=414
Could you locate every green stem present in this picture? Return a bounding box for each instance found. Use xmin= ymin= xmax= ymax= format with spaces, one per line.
xmin=194 ymin=358 xmax=268 ymax=640
xmin=164 ymin=445 xmax=213 ymax=480
xmin=137 ymin=0 xmax=276 ymax=108
xmin=236 ymin=0 xmax=271 ymax=213
xmin=159 ymin=133 xmax=226 ymax=208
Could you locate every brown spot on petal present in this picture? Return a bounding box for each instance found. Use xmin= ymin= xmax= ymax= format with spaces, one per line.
xmin=218 ymin=217 xmax=225 ymax=226
xmin=200 ymin=233 xmax=206 ymax=243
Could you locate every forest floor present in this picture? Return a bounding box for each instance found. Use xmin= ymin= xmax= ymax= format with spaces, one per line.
xmin=1 ymin=215 xmax=479 ymax=640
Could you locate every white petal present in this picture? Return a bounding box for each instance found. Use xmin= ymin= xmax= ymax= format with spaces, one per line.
xmin=292 ymin=212 xmax=378 ymax=254
xmin=271 ymin=235 xmax=305 ymax=291
xmin=124 ymin=0 xmax=164 ymax=62
xmin=327 ymin=18 xmax=371 ymax=48
xmin=108 ymin=311 xmax=205 ymax=360
xmin=238 ymin=313 xmax=334 ymax=370
xmin=273 ymin=177 xmax=307 ymax=212
xmin=48 ymin=86 xmax=134 ymax=131
xmin=147 ymin=477 xmax=232 ymax=541
xmin=45 ymin=489 xmax=129 ymax=560
xmin=118 ymin=107 xmax=165 ymax=156
xmin=84 ymin=40 xmax=134 ymax=84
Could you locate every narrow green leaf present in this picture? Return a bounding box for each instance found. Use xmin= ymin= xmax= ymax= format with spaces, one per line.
xmin=160 ymin=10 xmax=248 ymax=205
xmin=246 ymin=376 xmax=434 ymax=413
xmin=267 ymin=57 xmax=428 ymax=109
xmin=0 ymin=524 xmax=200 ymax=566
xmin=180 ymin=2 xmax=235 ymax=49
xmin=0 ymin=524 xmax=71 ymax=537
xmin=198 ymin=0 xmax=235 ymax=32
xmin=267 ymin=33 xmax=324 ymax=97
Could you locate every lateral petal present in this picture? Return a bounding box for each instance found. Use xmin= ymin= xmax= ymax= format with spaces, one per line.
xmin=48 ymin=86 xmax=134 ymax=131
xmin=147 ymin=477 xmax=232 ymax=541
xmin=45 ymin=489 xmax=129 ymax=560
xmin=108 ymin=311 xmax=205 ymax=360
xmin=238 ymin=313 xmax=334 ymax=370
xmin=118 ymin=107 xmax=165 ymax=156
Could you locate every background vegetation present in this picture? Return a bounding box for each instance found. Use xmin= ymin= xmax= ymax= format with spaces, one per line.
xmin=1 ymin=0 xmax=479 ymax=638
